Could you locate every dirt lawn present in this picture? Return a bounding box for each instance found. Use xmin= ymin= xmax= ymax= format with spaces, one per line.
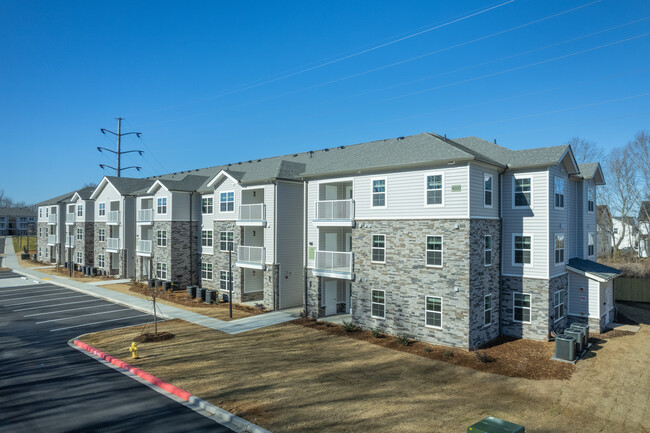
xmin=80 ymin=304 xmax=650 ymax=433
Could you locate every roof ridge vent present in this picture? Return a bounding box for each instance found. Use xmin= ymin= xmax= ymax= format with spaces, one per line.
xmin=397 ymin=136 xmax=405 ymax=140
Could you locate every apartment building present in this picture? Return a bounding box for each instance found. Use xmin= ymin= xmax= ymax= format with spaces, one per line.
xmin=0 ymin=208 xmax=36 ymax=236
xmin=37 ymin=190 xmax=78 ymax=264
xmin=61 ymin=187 xmax=97 ymax=268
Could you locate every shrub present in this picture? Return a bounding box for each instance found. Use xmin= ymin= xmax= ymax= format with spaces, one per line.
xmin=342 ymin=320 xmax=357 ymax=332
xmin=371 ymin=328 xmax=383 ymax=338
xmin=396 ymin=334 xmax=411 ymax=346
xmin=423 ymin=347 xmax=432 ymax=353
xmin=474 ymin=350 xmax=495 ymax=364
xmin=254 ymin=303 xmax=265 ymax=311
xmin=443 ymin=350 xmax=454 ymax=358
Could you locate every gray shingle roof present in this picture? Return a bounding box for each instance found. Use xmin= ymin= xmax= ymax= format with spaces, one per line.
xmin=155 ymin=175 xmax=209 ymax=192
xmin=105 ymin=176 xmax=156 ymax=195
xmin=71 ymin=186 xmax=97 ymax=201
xmin=0 ymin=207 xmax=36 ymax=217
xmin=36 ymin=190 xmax=79 ymax=206
xmin=453 ymin=136 xmax=570 ymax=169
xmin=568 ymin=258 xmax=621 ymax=281
xmin=577 ymin=163 xmax=600 ymax=179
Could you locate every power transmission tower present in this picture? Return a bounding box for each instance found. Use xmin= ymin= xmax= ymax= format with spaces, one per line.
xmin=97 ymin=117 xmax=144 ymax=177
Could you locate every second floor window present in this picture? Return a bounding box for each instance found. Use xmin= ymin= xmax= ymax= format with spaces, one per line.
xmin=372 ymin=179 xmax=386 ymax=207
xmin=514 ymin=235 xmax=531 ymax=265
xmin=157 ymin=197 xmax=167 ymax=214
xmin=157 ymin=230 xmax=167 ymax=247
xmin=202 ymin=230 xmax=213 ymax=247
xmin=98 ymin=228 xmax=105 ymax=242
xmin=77 ymin=204 xmax=83 ymax=217
xmin=484 ymin=174 xmax=493 ymax=207
xmin=426 ymin=174 xmax=443 ymax=206
xmin=220 ymin=192 xmax=234 ymax=212
xmin=554 ymin=177 xmax=565 ymax=209
xmin=76 ymin=228 xmax=83 ymax=240
xmin=371 ymin=234 xmax=385 ymax=263
xmin=220 ymin=231 xmax=234 ymax=251
xmin=514 ymin=178 xmax=531 ymax=207
xmin=588 ymin=232 xmax=595 ymax=256
xmin=98 ymin=203 xmax=106 ymax=216
xmin=554 ymin=234 xmax=565 ymax=264
xmin=484 ymin=235 xmax=492 ymax=266
xmin=426 ymin=235 xmax=443 ymax=267
xmin=202 ymin=197 xmax=213 ymax=214
xmin=588 ymin=188 xmax=595 ymax=213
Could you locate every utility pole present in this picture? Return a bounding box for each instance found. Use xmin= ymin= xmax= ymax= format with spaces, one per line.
xmin=98 ymin=117 xmax=144 ymax=177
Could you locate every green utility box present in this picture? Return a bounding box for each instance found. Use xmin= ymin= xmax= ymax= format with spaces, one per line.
xmin=468 ymin=416 xmax=525 ymax=433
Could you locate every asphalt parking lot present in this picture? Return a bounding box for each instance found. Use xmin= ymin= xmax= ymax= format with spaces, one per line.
xmin=0 ymin=269 xmax=234 ymax=432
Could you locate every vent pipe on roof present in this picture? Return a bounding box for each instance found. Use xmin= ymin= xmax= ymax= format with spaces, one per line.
xmin=494 ymin=139 xmax=497 ymax=144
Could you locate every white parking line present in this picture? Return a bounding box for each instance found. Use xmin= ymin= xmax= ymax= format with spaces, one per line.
xmin=24 ymin=304 xmax=113 ymax=317
xmin=0 ymin=286 xmax=58 ymax=295
xmin=49 ymin=314 xmax=152 ymax=332
xmin=36 ymin=308 xmax=132 ymax=324
xmin=0 ymin=291 xmax=73 ymax=302
xmin=14 ymin=299 xmax=103 ymax=312
xmin=5 ymin=295 xmax=88 ymax=307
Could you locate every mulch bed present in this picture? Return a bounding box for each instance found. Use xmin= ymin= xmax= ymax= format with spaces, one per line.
xmin=133 ymin=332 xmax=175 ymax=343
xmin=293 ymin=318 xmax=574 ymax=380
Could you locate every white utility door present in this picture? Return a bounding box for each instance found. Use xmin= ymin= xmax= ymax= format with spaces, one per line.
xmin=324 ymin=279 xmax=338 ymax=316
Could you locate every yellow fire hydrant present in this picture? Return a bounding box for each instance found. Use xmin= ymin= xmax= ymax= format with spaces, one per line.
xmin=129 ymin=341 xmax=139 ymax=359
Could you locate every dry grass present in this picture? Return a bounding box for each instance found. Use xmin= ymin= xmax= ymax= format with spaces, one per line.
xmin=80 ymin=304 xmax=650 ymax=433
xmin=33 ymin=265 xmax=112 ymax=283
xmin=98 ymin=283 xmax=260 ymax=321
xmin=599 ymin=256 xmax=650 ymax=278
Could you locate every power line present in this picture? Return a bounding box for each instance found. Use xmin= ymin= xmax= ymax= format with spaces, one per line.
xmin=122 ymin=118 xmax=170 ymax=175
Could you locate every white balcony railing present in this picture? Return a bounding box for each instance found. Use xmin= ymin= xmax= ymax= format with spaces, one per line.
xmin=47 ymin=234 xmax=58 ymax=245
xmin=236 ymin=246 xmax=265 ymax=269
xmin=65 ymin=235 xmax=74 ymax=248
xmin=314 ymin=199 xmax=355 ymax=225
xmin=236 ymin=204 xmax=266 ymax=226
xmin=314 ymin=250 xmax=353 ymax=275
xmin=136 ymin=239 xmax=152 ymax=254
xmin=48 ymin=214 xmax=57 ymax=225
xmin=137 ymin=209 xmax=153 ymax=224
xmin=107 ymin=210 xmax=120 ymax=225
xmin=66 ymin=213 xmax=75 ymax=225
xmin=107 ymin=237 xmax=120 ymax=251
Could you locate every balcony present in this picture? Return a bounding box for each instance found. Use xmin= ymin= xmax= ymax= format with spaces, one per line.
xmin=48 ymin=214 xmax=57 ymax=225
xmin=47 ymin=234 xmax=58 ymax=245
xmin=65 ymin=235 xmax=74 ymax=248
xmin=314 ymin=200 xmax=355 ymax=227
xmin=106 ymin=237 xmax=120 ymax=252
xmin=66 ymin=213 xmax=75 ymax=225
xmin=137 ymin=209 xmax=153 ymax=224
xmin=136 ymin=239 xmax=152 ymax=256
xmin=236 ymin=204 xmax=266 ymax=226
xmin=107 ymin=211 xmax=120 ymax=225
xmin=236 ymin=246 xmax=266 ymax=270
xmin=313 ymin=250 xmax=354 ymax=280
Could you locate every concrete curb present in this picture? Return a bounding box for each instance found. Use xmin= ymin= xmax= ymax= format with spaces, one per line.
xmin=70 ymin=339 xmax=271 ymax=433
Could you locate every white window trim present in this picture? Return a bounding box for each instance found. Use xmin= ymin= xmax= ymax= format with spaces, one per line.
xmin=219 ymin=231 xmax=234 ymax=252
xmin=371 ymin=289 xmax=386 ymax=319
xmin=484 ymin=294 xmax=492 ymax=327
xmin=97 ymin=254 xmax=105 ymax=268
xmin=484 ymin=173 xmax=494 ymax=208
xmin=98 ymin=202 xmax=106 ymax=217
xmin=512 ymin=233 xmax=533 ymax=267
xmin=201 ymin=230 xmax=214 ymax=248
xmin=587 ymin=232 xmax=596 ymax=257
xmin=157 ymin=197 xmax=168 ymax=215
xmin=201 ymin=263 xmax=213 ymax=281
xmin=76 ymin=228 xmax=83 ymax=240
xmin=370 ymin=177 xmax=387 ymax=209
xmin=512 ymin=175 xmax=533 ymax=209
xmin=484 ymin=235 xmax=493 ymax=267
xmin=587 ymin=188 xmax=595 ymax=213
xmin=77 ymin=204 xmax=84 ymax=217
xmin=157 ymin=230 xmax=168 ymax=247
xmin=554 ymin=176 xmax=566 ymax=210
xmin=425 ymin=235 xmax=444 ymax=268
xmin=156 ymin=262 xmax=168 ymax=280
xmin=219 ymin=270 xmax=232 ymax=291
xmin=98 ymin=228 xmax=105 ymax=242
xmin=553 ymin=290 xmax=566 ymax=323
xmin=554 ymin=233 xmax=566 ymax=266
xmin=424 ymin=295 xmax=443 ymax=329
xmin=423 ymin=172 xmax=445 ymax=208
xmin=513 ymin=292 xmax=532 ymax=324
xmin=371 ymin=233 xmax=386 ymax=264
xmin=202 ymin=196 xmax=214 ymax=214
xmin=219 ymin=191 xmax=235 ymax=213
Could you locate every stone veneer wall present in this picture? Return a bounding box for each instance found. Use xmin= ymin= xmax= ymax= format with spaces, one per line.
xmin=149 ymin=221 xmax=198 ymax=287
xmin=73 ymin=222 xmax=94 ymax=266
xmin=262 ymin=264 xmax=279 ymax=310
xmin=94 ymin=222 xmax=108 ymax=273
xmin=201 ymin=221 xmax=243 ymax=302
xmin=36 ymin=222 xmax=49 ymax=262
xmin=306 ymin=269 xmax=321 ymax=318
xmin=349 ymin=219 xmax=471 ymax=349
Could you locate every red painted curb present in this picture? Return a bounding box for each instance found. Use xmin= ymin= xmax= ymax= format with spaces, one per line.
xmin=74 ymin=340 xmax=193 ymax=401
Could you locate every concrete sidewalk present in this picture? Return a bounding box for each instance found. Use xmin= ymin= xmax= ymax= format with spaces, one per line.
xmin=2 ymin=237 xmax=298 ymax=335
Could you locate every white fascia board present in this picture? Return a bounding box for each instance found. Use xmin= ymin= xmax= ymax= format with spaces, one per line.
xmin=206 ymin=170 xmax=239 ymax=188
xmin=566 ymin=266 xmax=609 ymax=283
xmin=146 ymin=180 xmax=168 ymax=195
xmin=89 ymin=177 xmax=111 ymax=200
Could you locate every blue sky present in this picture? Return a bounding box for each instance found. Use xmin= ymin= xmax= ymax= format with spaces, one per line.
xmin=2 ymin=0 xmax=649 ymax=204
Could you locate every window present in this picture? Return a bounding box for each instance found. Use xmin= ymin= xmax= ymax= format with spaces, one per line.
xmin=39 ymin=208 xmax=42 ymax=218
xmin=613 ymin=227 xmax=619 ymax=234
xmin=514 ymin=177 xmax=532 ymax=207
xmin=76 ymin=228 xmax=83 ymax=240
xmin=425 ymin=296 xmax=442 ymax=328
xmin=202 ymin=230 xmax=213 ymax=247
xmin=371 ymin=234 xmax=386 ymax=263
xmin=484 ymin=295 xmax=492 ymax=326
xmin=76 ymin=251 xmax=83 ymax=264
xmin=98 ymin=202 xmax=106 ymax=216
xmin=157 ymin=197 xmax=167 ymax=214
xmin=513 ymin=293 xmax=531 ymax=323
xmin=201 ymin=263 xmax=213 ymax=280
xmin=426 ymin=174 xmax=443 ymax=206
xmin=45 ymin=249 xmax=48 ymax=258
xmin=484 ymin=174 xmax=493 ymax=207
xmin=77 ymin=204 xmax=83 ymax=217
xmin=39 ymin=227 xmax=42 ymax=237
xmin=371 ymin=179 xmax=386 ymax=207
xmin=98 ymin=228 xmax=105 ymax=242
xmin=220 ymin=192 xmax=234 ymax=212
xmin=97 ymin=254 xmax=105 ymax=268
xmin=219 ymin=270 xmax=231 ymax=291
xmin=587 ymin=188 xmax=595 ymax=213
xmin=588 ymin=232 xmax=595 ymax=256
xmin=554 ymin=234 xmax=565 ymax=264
xmin=156 ymin=263 xmax=167 ymax=280
xmin=202 ymin=197 xmax=213 ymax=214
xmin=45 ymin=208 xmax=49 ymax=217
xmin=157 ymin=230 xmax=167 ymax=247
xmin=554 ymin=177 xmax=565 ymax=209
xmin=371 ymin=289 xmax=385 ymax=319
xmin=553 ymin=290 xmax=565 ymax=322
xmin=220 ymin=231 xmax=234 ymax=251
xmin=38 ymin=247 xmax=41 ymax=257
xmin=426 ymin=235 xmax=443 ymax=267
xmin=514 ymin=235 xmax=532 ymax=265
xmin=484 ymin=235 xmax=492 ymax=266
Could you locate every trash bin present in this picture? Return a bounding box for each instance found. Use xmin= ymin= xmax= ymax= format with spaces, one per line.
xmin=196 ymin=288 xmax=207 ymax=302
xmin=205 ymin=289 xmax=217 ymax=304
xmin=564 ymin=328 xmax=583 ymax=354
xmin=186 ymin=285 xmax=197 ymax=299
xmin=468 ymin=416 xmax=525 ymax=432
xmin=570 ymin=322 xmax=589 ymax=346
xmin=554 ymin=334 xmax=576 ymax=362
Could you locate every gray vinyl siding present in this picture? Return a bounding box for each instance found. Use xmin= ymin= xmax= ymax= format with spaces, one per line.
xmin=123 ymin=196 xmax=136 ymax=278
xmin=568 ymin=272 xmax=600 ymax=318
xmin=171 ymin=191 xmax=192 ymax=221
xmin=264 ymin=183 xmax=275 ymax=264
xmin=93 ymin=182 xmax=120 ymax=223
xmin=501 ymin=168 xmax=549 ymax=279
xmin=568 ymin=179 xmax=579 ymax=259
xmin=275 ymin=181 xmax=305 ymax=309
xmin=583 ymin=179 xmax=597 ymax=259
xmin=152 ymin=189 xmax=172 ymax=221
xmin=469 ymin=163 xmax=499 ymax=219
xmin=548 ymin=164 xmax=569 ymax=276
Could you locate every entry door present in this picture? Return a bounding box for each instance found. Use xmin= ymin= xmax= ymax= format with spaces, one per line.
xmin=324 ymin=279 xmax=338 ymax=316
xmin=324 ymin=232 xmax=338 ymax=251
xmin=324 ymin=185 xmax=338 ymax=201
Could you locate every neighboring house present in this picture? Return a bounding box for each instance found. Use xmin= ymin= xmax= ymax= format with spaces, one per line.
xmin=36 ymin=131 xmax=621 ymax=348
xmin=596 ymin=205 xmax=613 ymax=257
xmin=638 ymin=201 xmax=650 ymax=258
xmin=611 ymin=216 xmax=638 ymax=253
xmin=0 ymin=208 xmax=36 ymax=236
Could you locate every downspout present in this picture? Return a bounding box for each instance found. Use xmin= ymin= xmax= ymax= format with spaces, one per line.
xmin=498 ymin=170 xmax=504 ymax=339
xmin=189 ymin=191 xmax=194 ymax=287
xmin=303 ymin=180 xmax=308 ymax=316
xmin=274 ymin=181 xmax=278 ymax=310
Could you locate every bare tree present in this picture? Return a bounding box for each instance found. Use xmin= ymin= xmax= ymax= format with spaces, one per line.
xmin=566 ymin=137 xmax=603 ymax=164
